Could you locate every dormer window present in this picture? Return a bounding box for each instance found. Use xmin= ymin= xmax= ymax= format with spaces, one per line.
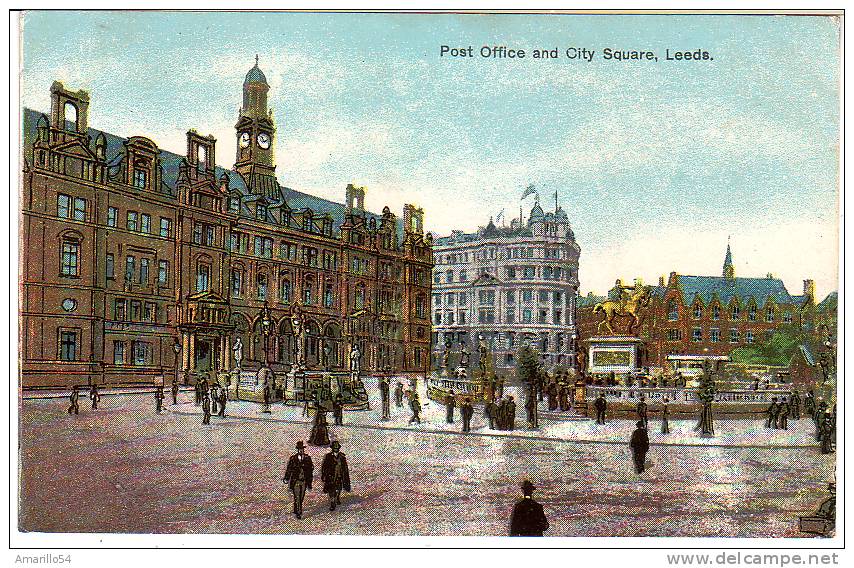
xmin=693 ymin=303 xmax=703 ymax=319
xmin=256 ymin=203 xmax=267 ymax=221
xmin=228 ymin=197 xmax=240 ymax=213
xmin=133 ymin=167 xmax=147 ymax=189
xmin=748 ymin=303 xmax=757 ymax=322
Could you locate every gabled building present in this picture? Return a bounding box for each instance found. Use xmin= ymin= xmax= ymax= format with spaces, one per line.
xmin=20 ymin=59 xmax=433 ymax=389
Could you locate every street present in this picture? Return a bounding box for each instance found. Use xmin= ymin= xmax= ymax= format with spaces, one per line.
xmin=19 ymin=387 xmax=834 ymax=537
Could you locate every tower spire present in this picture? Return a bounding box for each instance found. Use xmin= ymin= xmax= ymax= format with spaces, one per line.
xmin=723 ymin=237 xmax=735 ymax=279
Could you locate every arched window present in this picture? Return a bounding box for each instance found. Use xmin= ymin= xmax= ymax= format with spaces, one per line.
xmin=415 ymin=294 xmax=427 ymax=319
xmin=303 ymin=277 xmax=314 ymax=305
xmin=355 ymin=282 xmax=365 ymax=310
xmin=197 ymin=146 xmax=207 ymax=171
xmin=279 ymin=273 xmax=291 ymax=303
xmin=230 ymin=268 xmax=243 ymax=297
xmin=712 ymin=304 xmax=720 ymax=321
xmin=766 ymin=305 xmax=775 ymax=322
xmin=195 ymin=262 xmax=210 ymax=292
xmin=324 ymin=282 xmax=334 ymax=308
xmin=731 ymin=303 xmax=740 ymax=321
xmin=60 ymin=235 xmax=81 ymax=277
xmin=63 ymin=102 xmax=78 ymax=132
xmin=257 ymin=273 xmax=268 ymax=301
xmin=747 ymin=303 xmax=757 ymax=322
xmin=667 ymin=300 xmax=678 ymax=321
xmin=693 ymin=303 xmax=703 ymax=319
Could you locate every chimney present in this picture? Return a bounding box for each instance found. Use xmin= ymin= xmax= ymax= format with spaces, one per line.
xmin=658 ymin=275 xmax=665 ymax=287
xmin=803 ymin=279 xmax=815 ymax=300
xmin=346 ymin=183 xmax=366 ymax=212
xmin=403 ymin=204 xmax=424 ymax=235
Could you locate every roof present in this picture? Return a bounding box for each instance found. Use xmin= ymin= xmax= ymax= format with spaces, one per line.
xmin=244 ymin=62 xmax=268 ymax=85
xmin=576 ymin=293 xmax=606 ymax=308
xmin=676 ymin=275 xmax=795 ymax=306
xmin=817 ymin=291 xmax=838 ymax=312
xmin=798 ymin=344 xmax=816 ymax=366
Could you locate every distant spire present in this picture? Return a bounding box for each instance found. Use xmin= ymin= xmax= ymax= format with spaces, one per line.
xmin=723 ymin=237 xmax=735 ymax=278
xmin=255 ymin=53 xmax=259 ymax=66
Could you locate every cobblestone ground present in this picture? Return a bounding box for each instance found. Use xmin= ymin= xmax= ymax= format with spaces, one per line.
xmin=19 ymin=389 xmax=835 ymax=537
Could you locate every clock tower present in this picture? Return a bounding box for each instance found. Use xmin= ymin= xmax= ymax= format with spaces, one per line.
xmin=235 ymin=56 xmax=278 ymax=197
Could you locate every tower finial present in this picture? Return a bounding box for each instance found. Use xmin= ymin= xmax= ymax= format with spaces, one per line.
xmin=255 ymin=54 xmax=259 ymax=66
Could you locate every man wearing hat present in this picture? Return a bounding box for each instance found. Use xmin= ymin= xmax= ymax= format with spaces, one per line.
xmin=636 ymin=396 xmax=648 ymax=430
xmin=629 ymin=420 xmax=650 ymax=474
xmin=321 ymin=440 xmax=351 ymax=511
xmin=509 ymin=480 xmax=549 ymax=536
xmin=283 ymin=441 xmax=314 ymax=519
xmin=594 ymin=393 xmax=607 ymax=425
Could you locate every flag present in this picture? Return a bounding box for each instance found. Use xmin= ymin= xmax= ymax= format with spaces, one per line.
xmin=496 ymin=209 xmax=505 ymax=223
xmin=521 ymin=183 xmax=537 ymax=200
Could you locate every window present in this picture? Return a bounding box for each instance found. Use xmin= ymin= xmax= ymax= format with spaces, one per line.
xmin=130 ymin=300 xmax=141 ymax=321
xmin=193 ymin=223 xmax=202 ymax=244
xmin=539 ymin=290 xmax=549 ymax=303
xmin=434 ymin=311 xmax=442 ymax=325
xmin=60 ymin=239 xmax=79 ymax=276
xmin=731 ymin=304 xmax=740 ymax=320
xmin=506 ymin=308 xmax=516 ymax=324
xmin=280 ymin=241 xmax=297 ymax=261
xmin=538 ymin=310 xmax=547 ymax=323
xmin=114 ymin=299 xmax=126 ymax=320
xmin=303 ymin=281 xmax=313 ymax=305
xmin=667 ymin=329 xmax=682 ymax=341
xmin=159 ymin=218 xmax=172 ymax=237
xmin=144 ymin=302 xmax=157 ymax=322
xmin=506 ymin=267 xmax=516 ymax=279
xmin=133 ymin=168 xmax=147 ymax=189
xmin=127 ymin=211 xmax=138 ymax=232
xmin=355 ymin=283 xmax=365 ymax=310
xmin=105 ymin=253 xmax=114 ymax=279
xmin=113 ymin=341 xmax=125 ymax=365
xmin=415 ymin=295 xmax=427 ymax=319
xmin=712 ymin=305 xmax=720 ymax=321
xmin=132 ymin=341 xmax=150 ymax=365
xmin=459 ymin=292 xmax=468 ymax=305
xmin=693 ymin=304 xmax=703 ymax=319
xmin=730 ymin=329 xmax=740 ymax=343
xmin=783 ymin=312 xmax=792 ymax=323
xmin=446 ymin=270 xmax=453 ymax=283
xmin=73 ymin=198 xmax=86 ymax=221
xmin=59 ymin=330 xmax=78 ymax=361
xmin=279 ymin=277 xmax=291 ymax=303
xmin=57 ymin=194 xmax=71 ymax=218
xmin=746 ymin=331 xmax=755 ymax=344
xmin=766 ymin=307 xmax=774 ymax=323
xmin=304 ymin=247 xmax=319 ymax=267
xmin=139 ymin=258 xmax=149 ymax=285
xmin=506 ymin=290 xmax=515 ymax=304
xmin=748 ymin=304 xmax=757 ymax=322
xmin=324 ymin=283 xmax=335 ymax=308
xmin=158 ymin=260 xmax=169 ymax=285
xmin=323 ymin=251 xmax=337 ymax=271
xmin=523 ymin=266 xmax=535 ymax=279
xmin=140 ymin=214 xmax=151 ymax=234
xmin=446 ymin=293 xmax=455 ymax=306
xmin=231 ymin=270 xmax=243 ymax=297
xmin=257 ymin=274 xmax=268 ymax=301
xmin=196 ymin=264 xmax=210 ymax=292
xmin=459 ymin=270 xmax=467 ymax=282
xmin=692 ymin=327 xmax=702 ymax=342
xmin=543 ymin=267 xmax=552 ymax=279
xmin=230 ymin=232 xmax=242 ymax=253
xmin=667 ymin=300 xmax=679 ymax=321
xmin=522 ymin=290 xmax=533 ymax=303
xmin=125 ymin=256 xmax=135 ymax=283
xmin=478 ymin=290 xmax=495 ymax=305
xmin=710 ymin=328 xmax=720 ymax=343
xmin=107 ymin=207 xmax=118 ymax=227
xmin=256 ymin=203 xmax=267 ymax=221
xmin=458 ymin=310 xmax=466 ymax=324
xmin=205 ymin=226 xmax=215 ymax=246
xmin=523 ymin=309 xmax=532 ymax=323
xmin=553 ymin=310 xmax=562 ymax=324
xmin=254 ymin=236 xmax=273 ymax=258
xmin=228 ymin=197 xmax=241 ymax=213
xmin=446 ymin=311 xmax=455 ymax=324
xmin=553 ymin=291 xmax=562 ymax=304
xmin=478 ymin=309 xmax=495 ymax=324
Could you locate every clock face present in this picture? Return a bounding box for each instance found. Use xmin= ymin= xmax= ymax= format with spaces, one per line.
xmin=257 ymin=132 xmax=271 ymax=149
xmin=239 ymin=132 xmax=251 ymax=148
xmin=61 ymin=298 xmax=77 ymax=312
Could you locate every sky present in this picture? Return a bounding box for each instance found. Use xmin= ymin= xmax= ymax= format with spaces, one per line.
xmin=19 ymin=11 xmax=840 ymax=299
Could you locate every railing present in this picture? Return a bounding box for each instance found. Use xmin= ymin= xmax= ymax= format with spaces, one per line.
xmin=585 ymin=385 xmax=792 ymax=404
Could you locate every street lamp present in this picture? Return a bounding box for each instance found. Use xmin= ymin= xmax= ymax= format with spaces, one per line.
xmin=172 ymin=339 xmax=183 ymax=386
xmin=260 ymin=304 xmax=272 ymax=366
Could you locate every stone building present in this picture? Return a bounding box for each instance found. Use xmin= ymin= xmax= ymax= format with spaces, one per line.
xmin=430 ymin=199 xmax=581 ymax=373
xmin=20 ymin=60 xmax=433 ymax=389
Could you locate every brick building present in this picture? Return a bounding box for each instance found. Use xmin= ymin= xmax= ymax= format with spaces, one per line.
xmin=577 ymin=243 xmax=835 ymax=371
xmin=20 ymin=60 xmax=433 ymax=389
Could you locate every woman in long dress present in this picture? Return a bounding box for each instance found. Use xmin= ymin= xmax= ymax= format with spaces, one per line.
xmin=661 ymin=398 xmax=670 ymax=434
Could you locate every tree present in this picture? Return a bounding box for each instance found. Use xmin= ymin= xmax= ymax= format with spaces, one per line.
xmin=695 ymin=362 xmax=717 ymax=437
xmin=517 ymin=345 xmax=543 ymax=429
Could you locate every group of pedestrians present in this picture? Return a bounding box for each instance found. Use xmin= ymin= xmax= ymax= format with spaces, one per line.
xmin=544 ymin=380 xmax=572 ymax=412
xmin=484 ymin=395 xmax=517 ymax=430
xmin=282 ymin=440 xmax=352 ymax=519
xmin=198 ymin=379 xmax=228 ymax=425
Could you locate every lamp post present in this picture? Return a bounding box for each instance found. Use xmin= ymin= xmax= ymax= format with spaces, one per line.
xmin=172 ymin=339 xmax=183 ymax=386
xmin=260 ymin=304 xmax=272 ymax=367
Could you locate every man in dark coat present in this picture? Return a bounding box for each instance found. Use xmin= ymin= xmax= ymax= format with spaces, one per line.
xmin=461 ymin=398 xmax=474 ymax=432
xmin=171 ymin=380 xmax=179 ymax=405
xmin=194 ymin=379 xmax=201 ymax=406
xmin=394 ymin=382 xmax=404 ymax=408
xmin=636 ymin=396 xmax=648 ymax=429
xmin=804 ymin=390 xmax=816 ymax=419
xmin=485 ymin=398 xmax=497 ymax=429
xmin=789 ymin=389 xmax=801 ymax=420
xmin=379 ymin=378 xmax=391 ymax=421
xmin=525 ymin=392 xmax=537 ymax=429
xmin=89 ymin=385 xmax=100 ymax=410
xmin=820 ymin=411 xmax=835 ymax=454
xmin=546 ymin=381 xmax=558 ymax=411
xmin=217 ymin=387 xmax=227 ymax=417
xmin=506 ymin=396 xmax=516 ymax=431
xmin=201 ymin=392 xmax=211 ymax=425
xmin=509 ymin=480 xmax=549 ymax=537
xmin=594 ymin=393 xmax=607 ymax=424
xmin=332 ymin=394 xmax=344 ymax=426
xmin=496 ymin=397 xmax=508 ymax=430
xmin=68 ymin=386 xmax=80 ymax=415
xmin=766 ymin=397 xmax=779 ymax=428
xmin=445 ymin=390 xmax=456 ymax=423
xmin=630 ymin=421 xmax=650 ymax=474
xmin=814 ymin=400 xmax=827 ymax=441
xmin=778 ymin=397 xmax=790 ymax=430
xmin=321 ymin=440 xmax=351 ymax=511
xmin=283 ymin=441 xmax=314 ymax=519
xmin=155 ymin=385 xmax=164 ymax=414
xmin=558 ymin=384 xmax=569 ymax=411
xmin=408 ymin=391 xmax=422 ymax=424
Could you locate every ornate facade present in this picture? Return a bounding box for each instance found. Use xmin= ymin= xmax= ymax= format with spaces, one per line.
xmin=430 ymin=201 xmax=581 ymax=373
xmin=20 ymin=60 xmax=433 ymax=389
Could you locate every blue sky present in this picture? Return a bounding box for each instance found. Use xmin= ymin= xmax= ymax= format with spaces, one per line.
xmin=20 ymin=11 xmax=840 ymax=298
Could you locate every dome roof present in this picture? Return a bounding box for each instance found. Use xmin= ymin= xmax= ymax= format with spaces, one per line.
xmin=529 ymin=202 xmax=544 ymax=219
xmin=244 ymin=58 xmax=268 ymax=85
xmin=555 ymin=206 xmax=568 ymax=221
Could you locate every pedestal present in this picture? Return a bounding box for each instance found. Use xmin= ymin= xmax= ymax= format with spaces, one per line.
xmin=586 ymin=336 xmax=643 ymax=376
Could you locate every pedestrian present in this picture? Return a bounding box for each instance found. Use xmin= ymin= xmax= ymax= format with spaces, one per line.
xmin=660 ymin=398 xmax=670 ymax=434
xmin=379 ymin=377 xmax=391 ymax=421
xmin=789 ymin=389 xmax=801 ymax=420
xmin=171 ymin=380 xmax=179 ymax=405
xmin=199 ymin=375 xmax=209 ymax=405
xmin=496 ymin=397 xmax=508 ymax=430
xmin=67 ymin=385 xmax=80 ymax=415
xmin=309 ymin=404 xmax=331 ymax=447
xmin=461 ymin=397 xmax=474 ymax=432
xmin=778 ymin=397 xmax=789 ymax=430
xmin=445 ymin=390 xmax=456 ymax=424
xmin=485 ymin=398 xmax=497 ymax=429
xmin=202 ymin=392 xmax=211 ymax=425
xmin=765 ymin=397 xmax=779 ymax=429
xmin=408 ymin=391 xmax=422 ymax=424
xmin=506 ymin=396 xmax=516 ymax=431
xmin=394 ymin=382 xmax=404 ymax=408
xmin=210 ymin=383 xmax=219 ymax=415
xmin=332 ymin=393 xmax=344 ymax=426
xmin=217 ymin=387 xmax=227 ymax=417
xmin=89 ymin=384 xmax=100 ymax=410
xmin=497 ymin=378 xmax=505 ymax=398
xmin=525 ymin=392 xmax=537 ymax=429
xmin=558 ymin=384 xmax=569 ymax=412
xmin=155 ymin=385 xmax=164 ymax=414
xmin=804 ymin=390 xmax=816 ymax=419
xmin=321 ymin=440 xmax=351 ymax=511
xmin=815 ymin=400 xmax=827 ymax=441
xmin=547 ymin=381 xmax=558 ymax=412
xmin=630 ymin=420 xmax=650 ymax=474
xmin=636 ymin=396 xmax=648 ymax=430
xmin=594 ymin=393 xmax=607 ymax=425
xmin=509 ymin=480 xmax=549 ymax=537
xmin=283 ymin=441 xmax=313 ymax=519
xmin=194 ymin=379 xmax=201 ymax=406
xmin=820 ymin=411 xmax=834 ymax=454
xmin=262 ymin=382 xmax=272 ymax=414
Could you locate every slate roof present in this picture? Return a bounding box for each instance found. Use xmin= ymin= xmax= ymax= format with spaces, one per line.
xmin=798 ymin=344 xmax=816 ymax=366
xmin=576 ymin=293 xmax=606 ymax=308
xmin=817 ymin=291 xmax=838 ymax=312
xmin=676 ymin=275 xmax=795 ymax=306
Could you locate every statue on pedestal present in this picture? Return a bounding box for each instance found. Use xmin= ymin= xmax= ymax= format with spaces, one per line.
xmin=232 ymin=337 xmax=243 ymax=370
xmin=349 ymin=343 xmax=362 ymax=376
xmin=290 ymin=305 xmax=305 ymax=370
xmin=593 ymin=283 xmax=652 ymax=335
xmin=477 ymin=334 xmax=489 ymax=376
xmin=441 ymin=349 xmax=450 ymax=373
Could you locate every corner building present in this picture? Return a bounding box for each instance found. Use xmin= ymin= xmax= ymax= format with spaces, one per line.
xmin=431 ymin=202 xmax=581 ymax=373
xmin=20 ymin=61 xmax=433 ymax=389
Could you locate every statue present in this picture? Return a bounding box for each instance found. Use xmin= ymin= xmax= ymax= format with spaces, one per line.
xmin=477 ymin=334 xmax=489 ymax=374
xmin=441 ymin=348 xmax=450 ymax=369
xmin=322 ymin=341 xmax=333 ymax=372
xmin=231 ymin=337 xmax=243 ymax=370
xmin=459 ymin=347 xmax=470 ymax=368
xmin=593 ymin=284 xmax=652 ymax=335
xmin=349 ymin=343 xmax=362 ymax=375
xmin=290 ymin=305 xmax=305 ymax=369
